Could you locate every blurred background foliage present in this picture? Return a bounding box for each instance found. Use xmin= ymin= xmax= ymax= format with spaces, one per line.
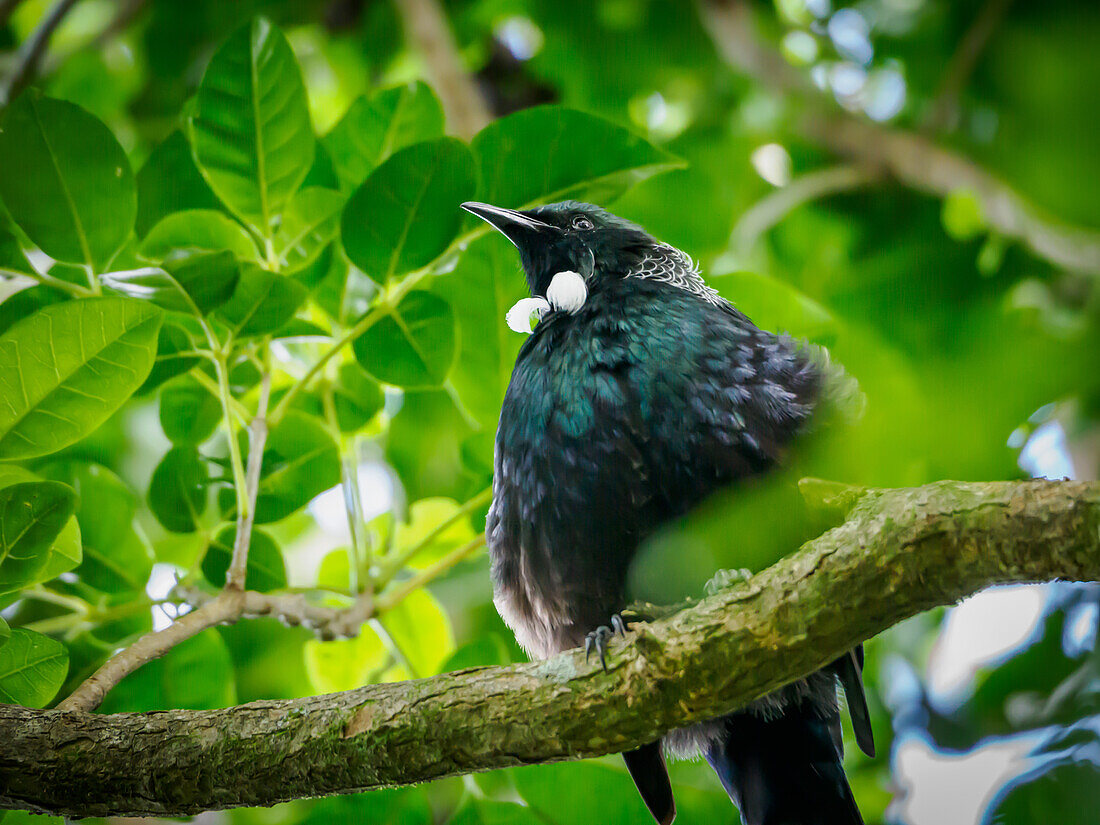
xmin=0 ymin=0 xmax=1098 ymax=824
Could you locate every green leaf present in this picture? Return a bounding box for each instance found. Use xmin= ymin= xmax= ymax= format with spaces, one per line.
xmin=386 ymin=389 xmax=474 ymax=502
xmin=148 ymin=447 xmax=208 ymax=533
xmin=200 ymin=525 xmax=286 ymax=591
xmin=331 ymin=363 xmax=384 ymax=432
xmin=0 ymin=628 xmax=68 ymax=707
xmin=352 ymin=291 xmax=456 ymax=388
xmin=471 ymin=106 xmax=678 ymax=208
xmin=41 ymin=462 xmax=152 ymax=594
xmin=139 ymin=210 xmax=259 ymax=261
xmin=101 ymin=266 xmax=195 ymax=313
xmin=709 ymin=270 xmax=838 ymax=342
xmin=273 ymin=187 xmax=344 ymax=273
xmin=0 ymin=284 xmax=69 ymax=337
xmin=139 ymin=321 xmax=203 ymax=394
xmin=377 ymin=588 xmax=454 ymax=678
xmin=189 ymin=17 xmax=315 ymax=236
xmin=0 ymin=616 xmax=8 ymax=648
xmin=0 ymin=482 xmax=77 ymax=595
xmin=100 ymin=628 xmax=236 ymax=711
xmin=244 ymin=411 xmax=339 ymax=524
xmin=395 ymin=497 xmax=476 ymax=571
xmin=303 ymin=624 xmax=387 ymax=695
xmin=0 ymin=297 xmax=162 ymax=460
xmin=159 ymin=376 xmax=221 ymax=445
xmin=513 ymin=760 xmax=654 ymax=825
xmin=435 ymin=234 xmax=527 ymax=426
xmin=0 ymin=213 xmax=35 ymax=276
xmin=135 ymin=130 xmax=221 ymax=237
xmin=449 ymin=800 xmax=546 ymax=825
xmin=0 ymin=92 xmax=135 ymax=271
xmin=324 ymin=82 xmax=445 ymax=190
xmin=162 ymin=629 xmax=237 ymax=709
xmin=163 ymin=250 xmax=242 ymax=314
xmin=0 ymin=466 xmax=80 ymax=583
xmin=217 ymin=264 xmax=307 ymax=337
xmin=942 ymin=188 xmax=986 ymax=241
xmin=341 ymin=138 xmax=476 ymax=282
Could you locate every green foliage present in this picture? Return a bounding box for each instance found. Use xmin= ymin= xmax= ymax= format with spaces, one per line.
xmin=0 ymin=298 xmax=161 ymax=459
xmin=325 ymin=82 xmax=445 ymax=191
xmin=0 ymin=3 xmax=1097 ymax=823
xmin=353 ymin=291 xmax=457 ymax=388
xmin=341 ymin=138 xmax=477 ymax=282
xmin=0 ymin=628 xmax=68 ymax=707
xmin=0 ymin=481 xmax=76 ymax=595
xmin=189 ymin=18 xmax=315 ymax=239
xmin=0 ymin=92 xmax=134 ymax=271
xmin=201 ymin=526 xmax=286 ymax=592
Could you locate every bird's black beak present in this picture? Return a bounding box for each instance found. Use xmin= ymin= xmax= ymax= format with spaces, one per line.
xmin=461 ymin=202 xmax=557 ymax=249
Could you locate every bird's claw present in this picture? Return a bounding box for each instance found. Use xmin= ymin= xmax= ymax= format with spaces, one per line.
xmin=611 ymin=613 xmax=629 ymax=637
xmin=584 ymin=625 xmax=614 ymax=671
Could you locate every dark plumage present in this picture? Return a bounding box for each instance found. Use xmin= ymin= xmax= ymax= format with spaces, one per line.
xmin=462 ymin=200 xmax=873 ymax=825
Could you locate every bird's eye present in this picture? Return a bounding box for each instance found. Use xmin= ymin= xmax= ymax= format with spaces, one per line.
xmin=572 ymin=216 xmax=594 ymax=230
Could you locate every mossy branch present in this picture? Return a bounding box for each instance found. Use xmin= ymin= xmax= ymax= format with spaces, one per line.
xmin=2 ymin=479 xmax=1098 ymax=818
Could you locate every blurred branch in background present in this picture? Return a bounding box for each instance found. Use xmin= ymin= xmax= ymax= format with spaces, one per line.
xmin=698 ymin=0 xmax=1100 ymax=276
xmin=729 ymin=163 xmax=877 ymax=258
xmin=5 ymin=479 xmax=1098 ymax=817
xmin=394 ymin=0 xmax=491 ymax=139
xmin=0 ymin=0 xmax=80 ymax=105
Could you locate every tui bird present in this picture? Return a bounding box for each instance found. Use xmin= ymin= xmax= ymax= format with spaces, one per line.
xmin=461 ymin=200 xmax=874 ymax=825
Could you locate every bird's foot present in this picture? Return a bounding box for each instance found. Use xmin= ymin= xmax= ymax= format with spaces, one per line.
xmin=704 ymin=567 xmax=754 ymax=596
xmin=584 ymin=613 xmax=633 ymax=671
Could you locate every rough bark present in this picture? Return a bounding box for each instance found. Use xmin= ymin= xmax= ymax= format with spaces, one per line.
xmin=2 ymin=480 xmax=1098 ymax=818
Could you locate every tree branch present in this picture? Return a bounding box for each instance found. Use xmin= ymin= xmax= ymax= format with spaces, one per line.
xmin=697 ymin=0 xmax=1100 ymax=276
xmin=5 ymin=479 xmax=1098 ymax=817
xmin=0 ymin=0 xmax=81 ymax=105
xmin=393 ymin=0 xmax=491 ymax=140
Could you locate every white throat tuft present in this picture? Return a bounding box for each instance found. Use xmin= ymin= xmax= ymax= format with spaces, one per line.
xmin=505 ymin=297 xmax=550 ymax=334
xmin=545 ymin=270 xmax=588 ymax=314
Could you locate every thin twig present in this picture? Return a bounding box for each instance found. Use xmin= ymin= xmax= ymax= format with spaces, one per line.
xmin=728 ymin=164 xmax=876 ymax=258
xmin=375 ymin=533 xmax=486 ymax=613
xmin=55 ymin=591 xmax=245 ymax=712
xmin=0 ymin=269 xmax=94 ymax=297
xmin=924 ymin=0 xmax=1014 ymax=132
xmin=172 ymin=585 xmax=375 ymax=641
xmin=392 ymin=0 xmax=491 ymax=139
xmin=226 ymin=356 xmax=272 ymax=590
xmin=376 ymin=487 xmax=492 ymax=585
xmin=0 ymin=0 xmax=82 ymax=105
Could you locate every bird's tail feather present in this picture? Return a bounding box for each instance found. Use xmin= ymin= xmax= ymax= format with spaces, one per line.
xmin=704 ymin=704 xmax=863 ymax=825
xmin=623 ymin=740 xmax=676 ymax=825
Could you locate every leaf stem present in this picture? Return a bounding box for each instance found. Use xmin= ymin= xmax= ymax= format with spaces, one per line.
xmin=376 ymin=488 xmax=491 ymax=587
xmin=266 ymin=223 xmax=487 ymax=426
xmin=375 ymin=533 xmax=486 ymax=613
xmin=191 ymin=368 xmax=250 ymax=423
xmin=225 ymin=347 xmax=272 ymax=590
xmin=369 ymin=617 xmax=419 ymax=679
xmin=0 ymin=267 xmax=94 ymax=297
xmin=212 ymin=351 xmax=250 ymax=525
